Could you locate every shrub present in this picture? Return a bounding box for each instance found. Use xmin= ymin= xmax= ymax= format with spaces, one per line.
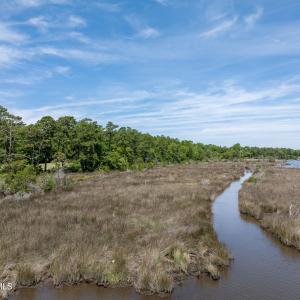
xmin=247 ymin=176 xmax=257 ymax=184
xmin=131 ymin=162 xmax=145 ymax=171
xmin=80 ymin=154 xmax=100 ymax=172
xmin=2 ymin=160 xmax=27 ymax=174
xmin=4 ymin=165 xmax=37 ymax=193
xmin=60 ymin=176 xmax=74 ymax=191
xmin=38 ymin=174 xmax=56 ymax=192
xmin=100 ymin=165 xmax=110 ymax=172
xmin=65 ymin=160 xmax=81 ymax=173
xmin=104 ymin=151 xmax=129 ymax=171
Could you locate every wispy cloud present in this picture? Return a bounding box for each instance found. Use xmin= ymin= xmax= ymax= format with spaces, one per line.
xmin=0 ymin=45 xmax=25 ymax=67
xmin=15 ymin=0 xmax=70 ymax=8
xmin=9 ymin=78 xmax=300 ymax=147
xmin=125 ymin=15 xmax=160 ymax=39
xmin=96 ymin=1 xmax=121 ymax=12
xmin=37 ymin=46 xmax=119 ymax=64
xmin=0 ymin=22 xmax=27 ymax=43
xmin=11 ymin=90 xmax=153 ymax=123
xmin=0 ymin=0 xmax=71 ymax=16
xmin=53 ymin=65 xmax=71 ymax=75
xmin=1 ymin=1 xmax=300 ymax=148
xmin=154 ymin=0 xmax=169 ymax=6
xmin=204 ymin=0 xmax=233 ymax=22
xmin=67 ymin=15 xmax=86 ymax=28
xmin=0 ymin=65 xmax=71 ymax=85
xmin=24 ymin=14 xmax=86 ymax=32
xmin=244 ymin=7 xmax=264 ymax=28
xmin=138 ymin=27 xmax=160 ymax=39
xmin=200 ymin=16 xmax=238 ymax=38
xmin=67 ymin=31 xmax=90 ymax=44
xmin=0 ymin=90 xmax=22 ymax=98
xmin=26 ymin=16 xmax=49 ymax=31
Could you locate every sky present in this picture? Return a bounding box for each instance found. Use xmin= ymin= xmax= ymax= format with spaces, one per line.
xmin=1 ymin=0 xmax=300 ymax=148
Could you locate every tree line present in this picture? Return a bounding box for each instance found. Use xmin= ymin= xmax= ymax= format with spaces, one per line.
xmin=1 ymin=105 xmax=300 ymax=175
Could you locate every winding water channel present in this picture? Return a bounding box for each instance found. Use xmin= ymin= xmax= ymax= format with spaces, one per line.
xmin=11 ymin=172 xmax=300 ymax=300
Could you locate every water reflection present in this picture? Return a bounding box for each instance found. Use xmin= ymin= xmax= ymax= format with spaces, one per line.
xmin=286 ymin=160 xmax=300 ymax=168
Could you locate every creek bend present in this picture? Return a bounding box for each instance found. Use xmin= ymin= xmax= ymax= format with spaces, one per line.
xmin=11 ymin=172 xmax=300 ymax=300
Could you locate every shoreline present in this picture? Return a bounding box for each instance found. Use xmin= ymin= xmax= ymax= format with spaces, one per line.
xmin=239 ymin=166 xmax=300 ymax=251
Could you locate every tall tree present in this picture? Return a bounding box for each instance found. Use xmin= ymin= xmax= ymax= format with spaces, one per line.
xmin=0 ymin=106 xmax=23 ymax=164
xmin=36 ymin=116 xmax=56 ymax=171
xmin=54 ymin=116 xmax=77 ymax=161
xmin=105 ymin=121 xmax=119 ymax=152
xmin=74 ymin=119 xmax=104 ymax=171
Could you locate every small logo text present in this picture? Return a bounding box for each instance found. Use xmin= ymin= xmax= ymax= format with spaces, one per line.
xmin=0 ymin=282 xmax=13 ymax=291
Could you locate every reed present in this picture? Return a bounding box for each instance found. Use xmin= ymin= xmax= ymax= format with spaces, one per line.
xmin=0 ymin=162 xmax=244 ymax=298
xmin=239 ymin=166 xmax=300 ymax=250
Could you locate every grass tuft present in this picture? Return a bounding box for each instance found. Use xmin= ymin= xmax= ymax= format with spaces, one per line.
xmin=16 ymin=264 xmax=37 ymax=286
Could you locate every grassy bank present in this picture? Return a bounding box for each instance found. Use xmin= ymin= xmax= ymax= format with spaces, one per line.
xmin=0 ymin=162 xmax=244 ymax=298
xmin=239 ymin=166 xmax=300 ymax=250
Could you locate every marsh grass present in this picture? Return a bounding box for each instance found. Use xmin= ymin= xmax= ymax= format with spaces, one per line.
xmin=0 ymin=162 xmax=244 ymax=297
xmin=239 ymin=166 xmax=300 ymax=250
xmin=16 ymin=264 xmax=37 ymax=286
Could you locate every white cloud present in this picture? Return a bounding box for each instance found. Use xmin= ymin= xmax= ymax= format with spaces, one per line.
xmin=138 ymin=27 xmax=160 ymax=39
xmin=17 ymin=0 xmax=44 ymax=6
xmin=9 ymin=78 xmax=300 ymax=148
xmin=53 ymin=65 xmax=71 ymax=75
xmin=15 ymin=0 xmax=69 ymax=7
xmin=100 ymin=80 xmax=300 ymax=148
xmin=200 ymin=16 xmax=238 ymax=38
xmin=96 ymin=2 xmax=121 ymax=12
xmin=68 ymin=15 xmax=86 ymax=28
xmin=0 ymin=22 xmax=27 ymax=43
xmin=154 ymin=0 xmax=169 ymax=6
xmin=125 ymin=15 xmax=160 ymax=39
xmin=24 ymin=15 xmax=86 ymax=32
xmin=37 ymin=46 xmax=119 ymax=64
xmin=11 ymin=91 xmax=152 ymax=123
xmin=245 ymin=7 xmax=264 ymax=28
xmin=26 ymin=16 xmax=50 ymax=31
xmin=0 ymin=65 xmax=71 ymax=85
xmin=0 ymin=90 xmax=21 ymax=98
xmin=68 ymin=31 xmax=90 ymax=44
xmin=1 ymin=77 xmax=34 ymax=85
xmin=204 ymin=0 xmax=231 ymax=22
xmin=0 ymin=46 xmax=24 ymax=67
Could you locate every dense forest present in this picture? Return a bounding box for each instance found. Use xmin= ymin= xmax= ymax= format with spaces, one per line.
xmin=1 ymin=105 xmax=299 ymax=194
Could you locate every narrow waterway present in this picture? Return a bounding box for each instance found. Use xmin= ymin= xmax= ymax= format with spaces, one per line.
xmin=286 ymin=159 xmax=300 ymax=168
xmin=11 ymin=172 xmax=300 ymax=300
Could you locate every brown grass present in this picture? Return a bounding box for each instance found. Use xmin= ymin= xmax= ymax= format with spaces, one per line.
xmin=239 ymin=166 xmax=300 ymax=250
xmin=0 ymin=162 xmax=244 ymax=298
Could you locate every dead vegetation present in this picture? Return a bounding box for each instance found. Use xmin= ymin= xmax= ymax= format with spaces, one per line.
xmin=0 ymin=162 xmax=244 ymax=298
xmin=239 ymin=166 xmax=300 ymax=250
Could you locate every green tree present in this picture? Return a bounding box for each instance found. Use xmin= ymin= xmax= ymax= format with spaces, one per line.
xmin=0 ymin=105 xmax=23 ymax=165
xmin=36 ymin=116 xmax=56 ymax=171
xmin=54 ymin=116 xmax=77 ymax=159
xmin=74 ymin=119 xmax=104 ymax=172
xmin=105 ymin=121 xmax=119 ymax=152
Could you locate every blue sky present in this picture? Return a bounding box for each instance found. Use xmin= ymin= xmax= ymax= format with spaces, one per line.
xmin=1 ymin=0 xmax=300 ymax=148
